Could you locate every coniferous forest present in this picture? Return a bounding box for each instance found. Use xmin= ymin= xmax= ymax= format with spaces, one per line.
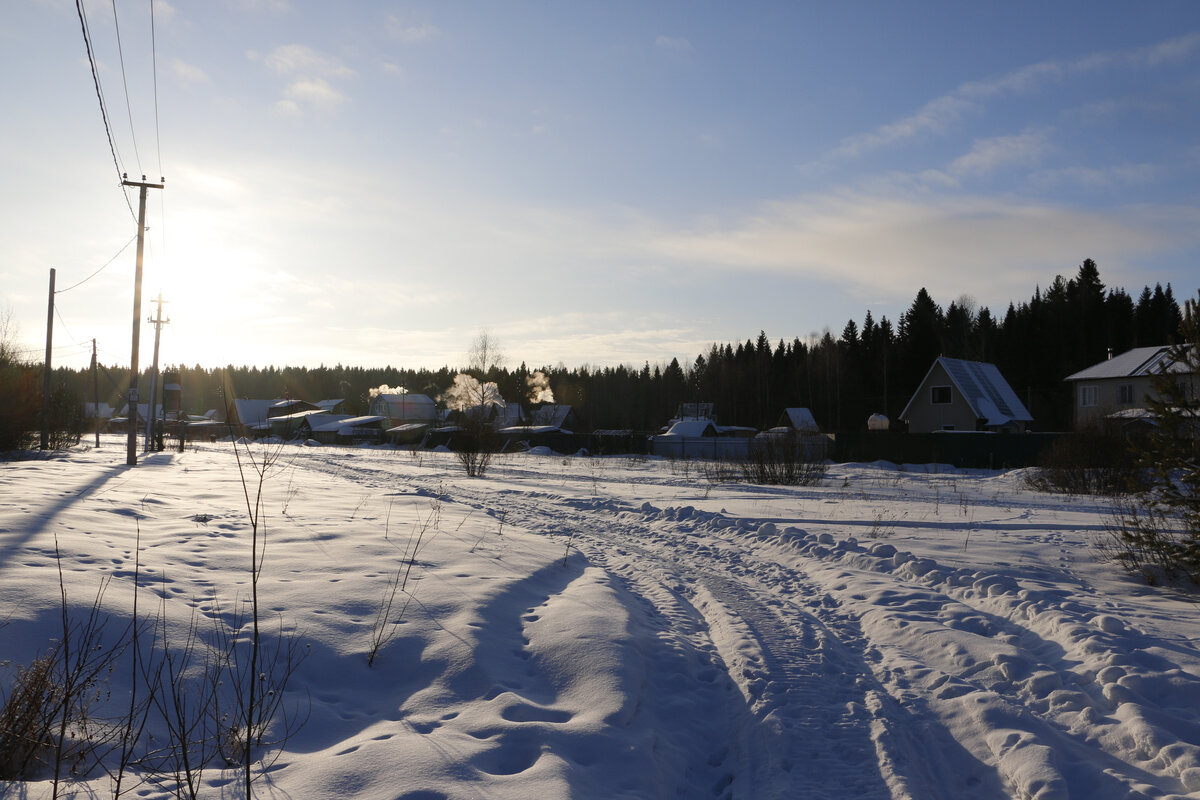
xmin=47 ymin=260 xmax=1188 ymax=434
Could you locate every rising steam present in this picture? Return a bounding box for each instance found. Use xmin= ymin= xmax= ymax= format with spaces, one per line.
xmin=439 ymin=373 xmax=503 ymax=411
xmin=526 ymin=371 xmax=555 ymax=404
xmin=369 ymin=384 xmax=408 ymax=398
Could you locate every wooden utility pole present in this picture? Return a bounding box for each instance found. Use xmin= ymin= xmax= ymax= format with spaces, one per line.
xmin=40 ymin=268 xmax=55 ymax=450
xmin=91 ymin=339 xmax=100 ymax=448
xmin=144 ymin=292 xmax=169 ymax=452
xmin=123 ymin=175 xmax=164 ymax=466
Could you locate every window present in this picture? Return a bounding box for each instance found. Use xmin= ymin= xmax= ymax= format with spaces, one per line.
xmin=1118 ymin=383 xmax=1135 ymax=404
xmin=930 ymin=385 xmax=952 ymax=404
xmin=1080 ymin=386 xmax=1098 ymax=407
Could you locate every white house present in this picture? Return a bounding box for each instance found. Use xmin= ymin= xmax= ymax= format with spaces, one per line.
xmin=1064 ymin=345 xmax=1196 ymax=428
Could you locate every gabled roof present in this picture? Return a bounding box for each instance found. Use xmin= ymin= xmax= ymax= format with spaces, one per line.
xmin=529 ymin=404 xmax=573 ymax=427
xmin=228 ymin=399 xmax=278 ymax=426
xmin=660 ymin=419 xmax=718 ymax=437
xmin=1065 ymin=345 xmax=1193 ymax=382
xmin=901 ymin=357 xmax=1032 ymax=426
xmin=778 ymin=408 xmax=818 ymax=432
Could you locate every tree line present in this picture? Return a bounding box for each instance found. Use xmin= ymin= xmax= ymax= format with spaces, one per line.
xmin=21 ymin=259 xmax=1190 ymax=442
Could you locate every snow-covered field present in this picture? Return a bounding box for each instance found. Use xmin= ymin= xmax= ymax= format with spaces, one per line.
xmin=4 ymin=436 xmax=1200 ymax=799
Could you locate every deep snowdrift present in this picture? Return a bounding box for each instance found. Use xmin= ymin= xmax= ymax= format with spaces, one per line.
xmin=2 ymin=438 xmax=1200 ymax=799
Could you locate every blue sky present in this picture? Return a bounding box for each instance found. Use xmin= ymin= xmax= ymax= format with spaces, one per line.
xmin=2 ymin=1 xmax=1199 ymax=372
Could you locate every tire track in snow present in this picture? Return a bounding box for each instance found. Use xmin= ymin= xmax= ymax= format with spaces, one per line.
xmin=282 ymin=451 xmax=1200 ymax=798
xmin=285 ymin=452 xmax=981 ymax=798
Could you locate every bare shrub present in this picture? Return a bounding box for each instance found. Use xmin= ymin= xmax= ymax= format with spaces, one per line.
xmin=0 ymin=562 xmax=130 ymax=791
xmin=455 ymin=419 xmax=499 ymax=478
xmin=1023 ymin=423 xmax=1144 ymax=496
xmin=0 ymin=646 xmax=61 ymax=780
xmin=740 ymin=434 xmax=826 ymax=487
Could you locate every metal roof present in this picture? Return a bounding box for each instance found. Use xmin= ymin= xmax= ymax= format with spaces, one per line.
xmin=1064 ymin=345 xmax=1190 ymax=381
xmin=901 ymin=358 xmax=1032 ymax=426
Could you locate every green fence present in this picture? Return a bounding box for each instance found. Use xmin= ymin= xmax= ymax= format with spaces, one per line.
xmin=830 ymin=431 xmax=1065 ymax=469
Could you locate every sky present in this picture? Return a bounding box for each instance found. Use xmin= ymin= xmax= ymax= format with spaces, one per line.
xmin=2 ymin=1 xmax=1200 ymax=373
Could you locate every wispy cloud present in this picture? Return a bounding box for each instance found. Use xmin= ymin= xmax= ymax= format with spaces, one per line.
xmin=825 ymin=32 xmax=1200 ymax=162
xmin=386 ymin=13 xmax=440 ymax=43
xmin=258 ymin=44 xmax=353 ymax=77
xmin=231 ymin=0 xmax=291 ymax=11
xmin=655 ymin=35 xmax=694 ymax=53
xmin=1030 ymin=163 xmax=1160 ymax=189
xmin=170 ymin=58 xmax=208 ymax=83
xmin=283 ymin=77 xmax=346 ymax=108
xmin=250 ymin=44 xmax=353 ymax=113
xmin=645 ymin=191 xmax=1199 ymax=303
xmin=945 ymin=129 xmax=1051 ymax=178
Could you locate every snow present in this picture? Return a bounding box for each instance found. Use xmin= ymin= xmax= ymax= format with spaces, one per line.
xmin=4 ymin=438 xmax=1200 ymax=799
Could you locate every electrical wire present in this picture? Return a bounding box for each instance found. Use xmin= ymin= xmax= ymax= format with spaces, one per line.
xmin=151 ymin=0 xmax=163 ymax=180
xmin=109 ymin=0 xmax=143 ymax=177
xmin=74 ymin=0 xmax=137 ymax=224
xmin=53 ymin=306 xmax=81 ymax=348
xmin=55 ymin=234 xmax=138 ymax=294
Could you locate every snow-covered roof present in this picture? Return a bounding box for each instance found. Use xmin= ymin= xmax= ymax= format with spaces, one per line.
xmin=528 ymin=404 xmax=573 ymax=428
xmin=498 ymin=425 xmax=573 ymax=436
xmin=375 ymin=393 xmax=435 ymax=407
xmin=1065 ymin=345 xmax=1193 ymax=381
xmin=902 ymin=357 xmax=1032 ymax=426
xmin=779 ymin=408 xmax=819 ymax=432
xmin=660 ymin=419 xmax=718 ymax=437
xmin=386 ymin=422 xmax=432 ymax=434
xmin=334 ymin=415 xmax=385 ymax=435
xmin=315 ymin=398 xmax=345 ymax=411
xmin=271 ymin=409 xmax=330 ymax=423
xmin=229 ymin=399 xmax=277 ymax=426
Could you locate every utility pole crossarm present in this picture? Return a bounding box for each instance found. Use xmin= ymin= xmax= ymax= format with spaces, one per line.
xmin=122 ymin=177 xmax=165 ymax=190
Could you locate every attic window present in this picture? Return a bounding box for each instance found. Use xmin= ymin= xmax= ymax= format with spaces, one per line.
xmin=930 ymin=385 xmax=952 ymax=404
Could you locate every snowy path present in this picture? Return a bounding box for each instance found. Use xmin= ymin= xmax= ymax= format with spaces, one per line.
xmin=281 ymin=449 xmax=1200 ymax=800
xmin=6 ymin=443 xmax=1200 ymax=799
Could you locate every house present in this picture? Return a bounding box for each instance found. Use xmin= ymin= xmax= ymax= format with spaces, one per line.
xmin=755 ymin=408 xmax=827 ymax=459
xmin=774 ymin=408 xmax=819 ymax=434
xmin=315 ymin=398 xmax=348 ymax=415
xmin=527 ymin=403 xmax=578 ymax=431
xmin=270 ymin=399 xmax=320 ymax=418
xmin=651 ymin=417 xmax=756 ymax=458
xmin=221 ymin=398 xmax=280 ymax=437
xmin=1064 ymin=345 xmax=1197 ymax=429
xmin=268 ymin=409 xmax=330 ymax=439
xmin=302 ymin=414 xmax=385 ymax=445
xmin=450 ymin=400 xmax=525 ymax=429
xmin=369 ymin=393 xmax=437 ymax=427
xmin=901 ymin=357 xmax=1032 ymax=433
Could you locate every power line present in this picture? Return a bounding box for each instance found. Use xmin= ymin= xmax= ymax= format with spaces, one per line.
xmin=109 ymin=0 xmax=143 ymax=176
xmin=151 ymin=0 xmax=163 ymax=179
xmin=55 ymin=233 xmax=138 ymax=294
xmin=74 ymin=0 xmax=137 ymax=224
